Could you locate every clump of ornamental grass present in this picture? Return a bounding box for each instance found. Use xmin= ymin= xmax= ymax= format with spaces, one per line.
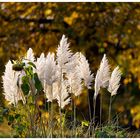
xmin=2 ymin=35 xmax=122 ymax=138
xmin=94 ymin=54 xmax=122 ymax=126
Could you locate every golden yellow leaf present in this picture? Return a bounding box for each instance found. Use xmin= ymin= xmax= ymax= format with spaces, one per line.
xmin=137 ymin=24 xmax=140 ymax=30
xmin=45 ymin=9 xmax=52 ymax=16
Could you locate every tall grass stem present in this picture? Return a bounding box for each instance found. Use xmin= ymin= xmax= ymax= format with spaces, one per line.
xmin=50 ymin=85 xmax=53 ymax=138
xmin=108 ymin=96 xmax=112 ymax=123
xmin=88 ymin=91 xmax=92 ymax=137
xmin=93 ymin=98 xmax=96 ymax=124
xmin=74 ymin=96 xmax=77 ymax=137
xmin=100 ymin=93 xmax=102 ymax=127
xmin=93 ymin=97 xmax=96 ymax=136
xmin=88 ymin=91 xmax=92 ymax=122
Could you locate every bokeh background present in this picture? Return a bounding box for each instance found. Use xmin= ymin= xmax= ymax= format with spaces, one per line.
xmin=0 ymin=2 xmax=140 ymax=135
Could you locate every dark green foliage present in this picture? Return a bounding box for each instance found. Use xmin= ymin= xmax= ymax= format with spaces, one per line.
xmin=95 ymin=124 xmax=127 ymax=138
xmin=33 ymin=73 xmax=43 ymax=93
xmin=28 ymin=62 xmax=36 ymax=69
xmin=8 ymin=115 xmax=14 ymax=123
xmin=15 ymin=114 xmax=20 ymax=119
xmin=24 ymin=66 xmax=34 ymax=78
xmin=21 ymin=62 xmax=43 ymax=95
xmin=21 ymin=76 xmax=30 ymax=95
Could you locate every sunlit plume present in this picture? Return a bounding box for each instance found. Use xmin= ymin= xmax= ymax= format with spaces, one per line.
xmin=55 ymin=80 xmax=71 ymax=109
xmin=94 ymin=54 xmax=110 ymax=99
xmin=56 ymin=35 xmax=73 ymax=70
xmin=78 ymin=53 xmax=94 ymax=89
xmin=44 ymin=53 xmax=58 ymax=102
xmin=108 ymin=66 xmax=122 ymax=96
xmin=25 ymin=48 xmax=35 ymax=62
xmin=36 ymin=53 xmax=46 ymax=85
xmin=2 ymin=61 xmax=25 ymax=106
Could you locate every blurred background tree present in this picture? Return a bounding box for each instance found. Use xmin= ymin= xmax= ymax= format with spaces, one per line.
xmin=0 ymin=2 xmax=140 ymax=130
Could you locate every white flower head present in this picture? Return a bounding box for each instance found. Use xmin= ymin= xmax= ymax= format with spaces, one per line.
xmin=44 ymin=52 xmax=58 ymax=85
xmin=65 ymin=52 xmax=80 ymax=73
xmin=35 ymin=53 xmax=46 ymax=84
xmin=108 ymin=66 xmax=122 ymax=96
xmin=68 ymin=70 xmax=83 ymax=96
xmin=56 ymin=80 xmax=71 ymax=109
xmin=43 ymin=53 xmax=58 ymax=102
xmin=94 ymin=54 xmax=110 ymax=99
xmin=25 ymin=48 xmax=35 ymax=62
xmin=2 ymin=61 xmax=25 ymax=106
xmin=45 ymin=85 xmax=54 ymax=102
xmin=66 ymin=52 xmax=83 ymax=96
xmin=78 ymin=53 xmax=94 ymax=89
xmin=56 ymin=35 xmax=73 ymax=69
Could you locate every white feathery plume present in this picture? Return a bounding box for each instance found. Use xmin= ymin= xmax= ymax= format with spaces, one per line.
xmin=44 ymin=52 xmax=58 ymax=85
xmin=45 ymin=85 xmax=54 ymax=102
xmin=52 ymin=81 xmax=60 ymax=98
xmin=56 ymin=35 xmax=73 ymax=70
xmin=55 ymin=35 xmax=72 ymax=107
xmin=56 ymin=80 xmax=71 ymax=109
xmin=44 ymin=52 xmax=58 ymax=102
xmin=94 ymin=54 xmax=110 ymax=99
xmin=35 ymin=53 xmax=46 ymax=84
xmin=68 ymin=70 xmax=82 ymax=96
xmin=66 ymin=52 xmax=83 ymax=96
xmin=65 ymin=52 xmax=80 ymax=73
xmin=2 ymin=61 xmax=24 ymax=105
xmin=108 ymin=66 xmax=122 ymax=96
xmin=25 ymin=48 xmax=35 ymax=62
xmin=94 ymin=70 xmax=100 ymax=99
xmin=77 ymin=53 xmax=94 ymax=89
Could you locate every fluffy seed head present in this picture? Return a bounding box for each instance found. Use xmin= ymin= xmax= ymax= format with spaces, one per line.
xmin=94 ymin=54 xmax=110 ymax=99
xmin=2 ymin=61 xmax=24 ymax=105
xmin=108 ymin=66 xmax=122 ymax=96
xmin=78 ymin=53 xmax=94 ymax=89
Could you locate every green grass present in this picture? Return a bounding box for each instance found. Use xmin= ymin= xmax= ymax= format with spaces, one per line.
xmin=0 ymin=119 xmax=139 ymax=138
